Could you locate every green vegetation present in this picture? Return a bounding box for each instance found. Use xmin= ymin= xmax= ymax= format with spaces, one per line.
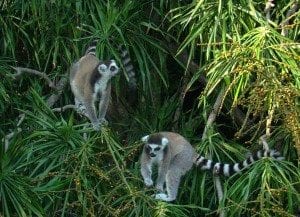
xmin=1 ymin=0 xmax=299 ymax=216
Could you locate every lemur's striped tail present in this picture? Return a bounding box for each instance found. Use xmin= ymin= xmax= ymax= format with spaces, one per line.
xmin=85 ymin=40 xmax=98 ymax=56
xmin=117 ymin=44 xmax=137 ymax=105
xmin=194 ymin=150 xmax=284 ymax=176
xmin=118 ymin=44 xmax=137 ymax=90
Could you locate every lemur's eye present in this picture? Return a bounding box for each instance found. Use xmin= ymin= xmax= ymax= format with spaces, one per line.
xmin=145 ymin=145 xmax=151 ymax=152
xmin=110 ymin=65 xmax=116 ymax=72
xmin=98 ymin=64 xmax=107 ymax=72
xmin=154 ymin=147 xmax=161 ymax=151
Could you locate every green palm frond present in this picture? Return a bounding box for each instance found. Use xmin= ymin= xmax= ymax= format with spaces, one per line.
xmin=0 ymin=0 xmax=299 ymax=216
xmin=224 ymin=159 xmax=300 ymax=216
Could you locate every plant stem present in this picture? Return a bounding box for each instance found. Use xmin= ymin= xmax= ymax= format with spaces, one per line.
xmin=52 ymin=104 xmax=77 ymax=112
xmin=281 ymin=2 xmax=300 ymax=36
xmin=202 ymin=88 xmax=226 ymax=217
xmin=12 ymin=67 xmax=57 ymax=89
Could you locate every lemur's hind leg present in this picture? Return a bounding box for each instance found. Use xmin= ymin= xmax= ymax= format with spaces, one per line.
xmin=155 ymin=150 xmax=193 ymax=202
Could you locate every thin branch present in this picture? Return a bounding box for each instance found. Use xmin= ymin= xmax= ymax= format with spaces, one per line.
xmin=266 ymin=105 xmax=275 ymax=137
xmin=281 ymin=2 xmax=300 ymax=36
xmin=4 ymin=128 xmax=22 ymax=152
xmin=52 ymin=104 xmax=77 ymax=112
xmin=17 ymin=113 xmax=25 ymax=127
xmin=233 ymin=108 xmax=252 ymax=138
xmin=264 ymin=0 xmax=275 ymax=22
xmin=202 ymin=89 xmax=226 ymax=140
xmin=259 ymin=134 xmax=270 ymax=151
xmin=3 ymin=114 xmax=25 ymax=152
xmin=12 ymin=67 xmax=57 ymax=89
xmin=201 ymin=88 xmax=226 ymax=217
xmin=46 ymin=76 xmax=68 ymax=107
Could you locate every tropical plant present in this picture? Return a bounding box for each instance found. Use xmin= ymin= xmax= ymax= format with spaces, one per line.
xmin=1 ymin=0 xmax=299 ymax=216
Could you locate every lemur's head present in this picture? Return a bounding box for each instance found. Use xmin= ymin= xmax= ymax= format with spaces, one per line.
xmin=141 ymin=133 xmax=169 ymax=158
xmin=97 ymin=59 xmax=119 ymax=77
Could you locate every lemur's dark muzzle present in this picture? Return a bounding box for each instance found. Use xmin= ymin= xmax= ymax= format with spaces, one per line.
xmin=150 ymin=153 xmax=156 ymax=157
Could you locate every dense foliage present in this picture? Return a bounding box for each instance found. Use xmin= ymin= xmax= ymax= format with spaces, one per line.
xmin=1 ymin=0 xmax=299 ymax=216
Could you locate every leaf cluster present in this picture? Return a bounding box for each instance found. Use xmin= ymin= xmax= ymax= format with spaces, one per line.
xmin=0 ymin=0 xmax=299 ymax=216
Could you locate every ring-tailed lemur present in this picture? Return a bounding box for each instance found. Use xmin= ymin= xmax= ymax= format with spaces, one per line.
xmin=140 ymin=132 xmax=283 ymax=202
xmin=70 ymin=40 xmax=119 ymax=131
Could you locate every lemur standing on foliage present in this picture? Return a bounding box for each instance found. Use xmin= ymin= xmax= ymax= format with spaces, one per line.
xmin=140 ymin=132 xmax=283 ymax=202
xmin=70 ymin=40 xmax=119 ymax=130
xmin=70 ymin=40 xmax=137 ymax=130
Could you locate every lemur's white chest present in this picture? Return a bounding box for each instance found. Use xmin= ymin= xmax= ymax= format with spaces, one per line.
xmin=93 ymin=76 xmax=109 ymax=97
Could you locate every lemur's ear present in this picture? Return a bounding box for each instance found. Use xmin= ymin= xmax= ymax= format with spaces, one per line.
xmin=141 ymin=135 xmax=149 ymax=143
xmin=161 ymin=137 xmax=169 ymax=147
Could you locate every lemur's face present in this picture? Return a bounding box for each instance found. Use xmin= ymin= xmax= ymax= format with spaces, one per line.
xmin=145 ymin=144 xmax=162 ymax=158
xmin=141 ymin=134 xmax=169 ymax=158
xmin=97 ymin=60 xmax=119 ymax=77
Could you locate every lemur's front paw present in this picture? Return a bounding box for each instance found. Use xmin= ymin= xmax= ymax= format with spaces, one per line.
xmin=155 ymin=193 xmax=175 ymax=202
xmin=76 ymin=107 xmax=85 ymax=115
xmin=92 ymin=122 xmax=101 ymax=131
xmin=144 ymin=178 xmax=153 ymax=187
xmin=76 ymin=103 xmax=87 ymax=116
xmin=79 ymin=110 xmax=88 ymax=117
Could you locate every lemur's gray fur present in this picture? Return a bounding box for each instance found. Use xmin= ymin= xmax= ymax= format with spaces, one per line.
xmin=70 ymin=40 xmax=119 ymax=130
xmin=140 ymin=132 xmax=283 ymax=202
